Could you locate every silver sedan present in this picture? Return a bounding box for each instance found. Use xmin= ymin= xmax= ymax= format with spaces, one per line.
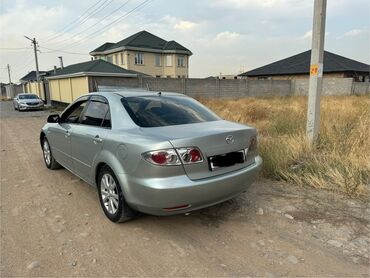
xmin=14 ymin=93 xmax=44 ymax=111
xmin=40 ymin=91 xmax=262 ymax=223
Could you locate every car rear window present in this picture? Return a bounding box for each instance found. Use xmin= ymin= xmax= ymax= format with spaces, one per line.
xmin=121 ymin=95 xmax=221 ymax=127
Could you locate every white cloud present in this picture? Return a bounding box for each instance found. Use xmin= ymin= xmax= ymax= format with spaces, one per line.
xmin=340 ymin=28 xmax=368 ymax=37
xmin=213 ymin=0 xmax=291 ymax=8
xmin=300 ymin=29 xmax=330 ymax=40
xmin=162 ymin=16 xmax=198 ymax=31
xmin=214 ymin=31 xmax=240 ymax=41
xmin=174 ymin=20 xmax=198 ymax=31
xmin=302 ymin=30 xmax=312 ymax=39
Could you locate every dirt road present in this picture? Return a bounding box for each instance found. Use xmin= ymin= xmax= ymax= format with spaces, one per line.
xmin=0 ymin=101 xmax=369 ymax=277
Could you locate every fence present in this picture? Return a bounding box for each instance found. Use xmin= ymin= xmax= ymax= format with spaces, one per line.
xmin=93 ymin=76 xmax=369 ymax=98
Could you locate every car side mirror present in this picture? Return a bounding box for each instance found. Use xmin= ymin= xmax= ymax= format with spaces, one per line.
xmin=47 ymin=114 xmax=60 ymax=123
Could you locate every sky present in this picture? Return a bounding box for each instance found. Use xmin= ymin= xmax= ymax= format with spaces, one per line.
xmin=0 ymin=0 xmax=369 ymax=83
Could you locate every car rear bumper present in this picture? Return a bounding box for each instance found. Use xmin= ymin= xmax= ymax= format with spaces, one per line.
xmin=119 ymin=156 xmax=262 ymax=216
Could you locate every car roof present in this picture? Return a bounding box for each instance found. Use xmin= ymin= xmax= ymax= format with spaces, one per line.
xmin=90 ymin=90 xmax=186 ymax=98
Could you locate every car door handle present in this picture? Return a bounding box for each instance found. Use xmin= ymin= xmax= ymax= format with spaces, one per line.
xmin=65 ymin=131 xmax=71 ymax=138
xmin=93 ymin=135 xmax=103 ymax=144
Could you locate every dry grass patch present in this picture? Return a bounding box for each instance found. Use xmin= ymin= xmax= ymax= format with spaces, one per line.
xmin=200 ymin=96 xmax=370 ymax=197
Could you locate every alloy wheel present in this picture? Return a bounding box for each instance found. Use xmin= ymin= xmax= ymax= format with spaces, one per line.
xmin=100 ymin=173 xmax=119 ymax=215
xmin=43 ymin=140 xmax=51 ymax=166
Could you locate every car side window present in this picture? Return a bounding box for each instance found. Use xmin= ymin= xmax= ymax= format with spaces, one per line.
xmin=61 ymin=101 xmax=88 ymax=124
xmin=80 ymin=99 xmax=110 ymax=127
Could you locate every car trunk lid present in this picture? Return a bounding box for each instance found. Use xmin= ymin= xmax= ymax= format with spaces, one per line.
xmin=141 ymin=120 xmax=257 ymax=180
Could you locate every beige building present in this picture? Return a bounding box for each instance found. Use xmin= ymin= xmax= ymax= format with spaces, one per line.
xmin=90 ymin=31 xmax=192 ymax=78
xmin=46 ymin=59 xmax=138 ymax=103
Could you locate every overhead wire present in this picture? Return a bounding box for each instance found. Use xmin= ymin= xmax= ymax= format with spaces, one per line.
xmin=49 ymin=0 xmax=152 ymax=51
xmin=50 ymin=0 xmax=131 ymax=46
xmin=41 ymin=0 xmax=114 ymax=43
xmin=0 ymin=47 xmax=32 ymax=51
xmin=39 ymin=46 xmax=90 ymax=56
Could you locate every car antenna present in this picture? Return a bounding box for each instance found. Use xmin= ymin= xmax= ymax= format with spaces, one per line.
xmin=158 ymin=91 xmax=162 ymax=96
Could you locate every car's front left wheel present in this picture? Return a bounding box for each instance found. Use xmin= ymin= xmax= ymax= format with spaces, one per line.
xmin=42 ymin=137 xmax=61 ymax=169
xmin=97 ymin=165 xmax=138 ymax=223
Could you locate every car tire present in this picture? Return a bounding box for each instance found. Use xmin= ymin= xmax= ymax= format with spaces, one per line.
xmin=97 ymin=165 xmax=138 ymax=223
xmin=42 ymin=137 xmax=61 ymax=170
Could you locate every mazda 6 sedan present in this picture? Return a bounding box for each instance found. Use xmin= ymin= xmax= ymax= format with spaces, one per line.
xmin=40 ymin=91 xmax=262 ymax=223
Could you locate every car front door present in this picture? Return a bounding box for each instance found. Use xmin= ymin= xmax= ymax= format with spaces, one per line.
xmin=70 ymin=96 xmax=111 ymax=184
xmin=47 ymin=98 xmax=89 ymax=169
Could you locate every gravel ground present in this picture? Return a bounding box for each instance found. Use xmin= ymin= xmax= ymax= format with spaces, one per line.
xmin=0 ymin=100 xmax=369 ymax=277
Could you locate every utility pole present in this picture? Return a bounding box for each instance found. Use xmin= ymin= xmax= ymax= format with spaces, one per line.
xmin=306 ymin=0 xmax=327 ymax=144
xmin=24 ymin=36 xmax=41 ymax=96
xmin=6 ymin=64 xmax=15 ymax=98
xmin=6 ymin=64 xmax=11 ymax=84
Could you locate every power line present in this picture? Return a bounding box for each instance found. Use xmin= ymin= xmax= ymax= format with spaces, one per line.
xmin=52 ymin=0 xmax=152 ymax=51
xmin=39 ymin=46 xmax=90 ymax=56
xmin=42 ymin=0 xmax=115 ymax=44
xmin=41 ymin=0 xmax=107 ymax=42
xmin=0 ymin=47 xmax=32 ymax=51
xmin=50 ymin=0 xmax=131 ymax=46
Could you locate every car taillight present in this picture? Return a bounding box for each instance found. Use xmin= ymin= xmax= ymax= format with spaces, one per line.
xmin=142 ymin=147 xmax=203 ymax=166
xmin=143 ymin=149 xmax=181 ymax=166
xmin=176 ymin=147 xmax=203 ymax=164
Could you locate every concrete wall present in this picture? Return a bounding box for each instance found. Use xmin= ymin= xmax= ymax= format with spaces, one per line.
xmin=352 ymin=82 xmax=370 ymax=96
xmin=4 ymin=84 xmax=23 ymax=99
xmin=136 ymin=78 xmax=293 ymax=98
xmin=51 ymin=76 xmax=369 ymax=104
xmin=93 ymin=76 xmax=368 ymax=98
xmin=292 ymin=78 xmax=354 ymax=96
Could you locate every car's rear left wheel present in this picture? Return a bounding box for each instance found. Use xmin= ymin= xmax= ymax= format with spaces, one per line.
xmin=97 ymin=165 xmax=138 ymax=223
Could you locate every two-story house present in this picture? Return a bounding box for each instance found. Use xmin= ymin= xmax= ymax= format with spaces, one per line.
xmin=89 ymin=30 xmax=192 ymax=78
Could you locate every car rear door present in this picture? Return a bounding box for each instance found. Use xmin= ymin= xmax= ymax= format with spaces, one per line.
xmin=70 ymin=96 xmax=110 ymax=184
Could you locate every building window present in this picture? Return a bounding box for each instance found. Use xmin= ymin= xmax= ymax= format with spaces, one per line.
xmin=155 ymin=75 xmax=161 ymax=78
xmin=155 ymin=54 xmax=161 ymax=67
xmin=107 ymin=55 xmax=113 ymax=63
xmin=121 ymin=52 xmax=125 ymax=65
xmin=135 ymin=52 xmax=144 ymax=65
xmin=114 ymin=54 xmax=119 ymax=65
xmin=166 ymin=55 xmax=172 ymax=67
xmin=177 ymin=56 xmax=185 ymax=67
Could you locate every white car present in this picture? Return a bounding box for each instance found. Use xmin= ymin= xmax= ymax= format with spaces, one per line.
xmin=13 ymin=93 xmax=44 ymax=111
